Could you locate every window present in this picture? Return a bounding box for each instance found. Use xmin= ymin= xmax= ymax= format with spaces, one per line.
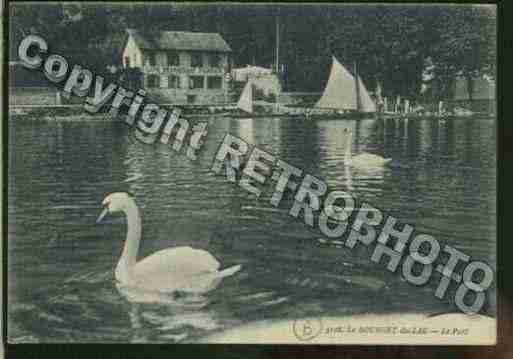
xmin=209 ymin=53 xmax=221 ymax=67
xmin=147 ymin=74 xmax=160 ymax=88
xmin=147 ymin=52 xmax=156 ymax=67
xmin=187 ymin=95 xmax=196 ymax=104
xmin=124 ymin=56 xmax=131 ymax=68
xmin=191 ymin=53 xmax=203 ymax=68
xmin=168 ymin=75 xmax=180 ymax=89
xmin=167 ymin=52 xmax=179 ymax=66
xmin=189 ymin=76 xmax=204 ymax=89
xmin=207 ymin=76 xmax=222 ymax=89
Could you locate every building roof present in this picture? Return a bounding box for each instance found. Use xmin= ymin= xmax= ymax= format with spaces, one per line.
xmin=126 ymin=29 xmax=232 ymax=53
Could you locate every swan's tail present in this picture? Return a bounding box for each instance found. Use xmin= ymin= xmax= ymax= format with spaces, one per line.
xmin=218 ymin=264 xmax=242 ymax=278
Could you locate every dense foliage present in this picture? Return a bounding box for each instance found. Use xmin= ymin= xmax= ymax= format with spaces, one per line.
xmin=9 ymin=4 xmax=496 ymax=99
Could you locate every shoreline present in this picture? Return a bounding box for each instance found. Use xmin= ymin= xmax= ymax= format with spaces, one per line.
xmin=9 ymin=106 xmax=496 ymax=122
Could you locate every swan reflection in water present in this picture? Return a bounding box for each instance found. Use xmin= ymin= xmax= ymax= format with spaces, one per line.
xmin=121 ymin=288 xmax=220 ymax=343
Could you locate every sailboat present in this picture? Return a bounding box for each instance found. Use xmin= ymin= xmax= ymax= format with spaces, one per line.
xmin=231 ymin=79 xmax=303 ymax=119
xmin=308 ymin=56 xmax=376 ymax=119
xmin=236 ymin=80 xmax=253 ymax=114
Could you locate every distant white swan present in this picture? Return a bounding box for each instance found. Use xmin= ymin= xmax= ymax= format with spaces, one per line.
xmin=344 ymin=128 xmax=392 ymax=168
xmin=96 ymin=192 xmax=241 ymax=294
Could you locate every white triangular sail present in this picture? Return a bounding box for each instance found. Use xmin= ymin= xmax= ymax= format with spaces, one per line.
xmin=357 ymin=76 xmax=377 ymax=113
xmin=237 ymin=81 xmax=253 ymax=114
xmin=315 ymin=56 xmax=376 ymax=112
xmin=315 ymin=56 xmax=357 ymax=110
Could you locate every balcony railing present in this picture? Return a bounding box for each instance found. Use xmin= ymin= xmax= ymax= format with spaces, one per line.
xmin=142 ymin=65 xmax=225 ymax=75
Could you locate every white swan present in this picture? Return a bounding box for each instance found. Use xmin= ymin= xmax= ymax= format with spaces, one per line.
xmin=344 ymin=128 xmax=392 ymax=168
xmin=96 ymin=192 xmax=241 ymax=294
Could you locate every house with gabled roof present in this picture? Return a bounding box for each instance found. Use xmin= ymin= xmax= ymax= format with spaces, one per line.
xmin=122 ymin=29 xmax=232 ymax=104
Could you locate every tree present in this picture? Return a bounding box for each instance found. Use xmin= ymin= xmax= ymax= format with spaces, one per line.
xmin=428 ymin=5 xmax=496 ymax=99
xmin=9 ymin=3 xmax=496 ymax=99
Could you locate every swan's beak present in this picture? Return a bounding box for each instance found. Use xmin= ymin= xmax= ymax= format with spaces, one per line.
xmin=96 ymin=207 xmax=109 ymax=224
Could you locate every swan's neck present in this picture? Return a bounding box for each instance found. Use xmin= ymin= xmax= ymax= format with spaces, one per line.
xmin=116 ymin=201 xmax=141 ymax=283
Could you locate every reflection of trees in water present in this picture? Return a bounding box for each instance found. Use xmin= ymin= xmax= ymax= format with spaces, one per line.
xmin=439 ymin=118 xmax=456 ymax=158
xmin=404 ymin=118 xmax=420 ymax=161
xmin=273 ymin=119 xmax=321 ymax=172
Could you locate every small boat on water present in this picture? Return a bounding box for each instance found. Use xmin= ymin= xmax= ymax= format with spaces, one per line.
xmin=452 ymin=106 xmax=474 ymax=117
xmin=224 ymin=56 xmax=380 ymax=121
xmin=228 ymin=80 xmax=303 ymax=119
xmin=221 ymin=56 xmax=378 ymax=120
xmin=297 ymin=56 xmax=494 ymax=121
xmin=187 ymin=80 xmax=255 ymax=119
xmin=305 ymin=56 xmax=377 ymax=120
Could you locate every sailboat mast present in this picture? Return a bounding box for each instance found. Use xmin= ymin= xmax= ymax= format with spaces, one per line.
xmin=354 ymin=61 xmax=361 ymax=112
xmin=275 ymin=13 xmax=280 ymax=74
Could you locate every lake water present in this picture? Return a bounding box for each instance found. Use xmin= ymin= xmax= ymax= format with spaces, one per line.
xmin=8 ymin=115 xmax=496 ymax=343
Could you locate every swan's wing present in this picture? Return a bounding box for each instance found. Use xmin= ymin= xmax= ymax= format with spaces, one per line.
xmin=361 ymin=153 xmax=384 ymax=161
xmin=134 ymin=246 xmax=221 ymax=279
xmin=352 ymin=153 xmax=389 ymax=165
